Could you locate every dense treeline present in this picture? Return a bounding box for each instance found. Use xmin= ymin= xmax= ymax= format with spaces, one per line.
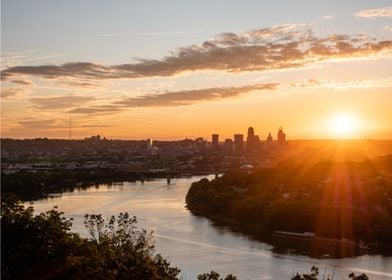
xmin=1 ymin=169 xmax=181 ymax=200
xmin=186 ymin=156 xmax=392 ymax=254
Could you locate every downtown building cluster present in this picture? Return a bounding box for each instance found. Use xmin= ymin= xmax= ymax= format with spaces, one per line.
xmin=211 ymin=126 xmax=287 ymax=153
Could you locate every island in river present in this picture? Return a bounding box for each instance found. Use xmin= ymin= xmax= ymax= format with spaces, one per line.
xmin=186 ymin=155 xmax=392 ymax=258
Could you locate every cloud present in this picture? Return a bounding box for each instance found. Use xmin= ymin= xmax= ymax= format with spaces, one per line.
xmin=321 ymin=77 xmax=392 ymax=90
xmin=69 ymin=82 xmax=278 ymax=113
xmin=1 ymin=81 xmax=34 ymax=98
xmin=55 ymin=79 xmax=102 ymax=88
xmin=10 ymin=79 xmax=32 ymax=85
xmin=18 ymin=119 xmax=63 ymax=129
xmin=2 ymin=25 xmax=391 ymax=81
xmin=61 ymin=75 xmax=392 ymax=113
xmin=1 ymin=51 xmax=68 ymax=70
xmin=80 ymin=124 xmax=111 ymax=128
xmin=290 ymin=76 xmax=392 ymax=89
xmin=383 ymin=25 xmax=392 ymax=32
xmin=356 ymin=6 xmax=392 ymax=18
xmin=30 ymin=95 xmax=95 ymax=110
xmin=322 ymin=14 xmax=335 ymax=20
xmin=115 ymin=83 xmax=278 ymax=107
xmin=69 ymin=105 xmax=122 ymax=115
xmin=1 ymin=88 xmax=20 ymax=98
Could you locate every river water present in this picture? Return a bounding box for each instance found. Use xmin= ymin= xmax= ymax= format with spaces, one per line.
xmin=29 ymin=176 xmax=392 ymax=280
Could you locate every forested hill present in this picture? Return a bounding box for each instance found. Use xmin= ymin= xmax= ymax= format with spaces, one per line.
xmin=186 ymin=155 xmax=392 ymax=255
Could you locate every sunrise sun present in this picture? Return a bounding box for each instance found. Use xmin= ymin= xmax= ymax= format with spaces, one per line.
xmin=329 ymin=113 xmax=359 ymax=138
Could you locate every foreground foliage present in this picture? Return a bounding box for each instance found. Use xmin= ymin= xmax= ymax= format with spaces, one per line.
xmin=1 ymin=195 xmax=180 ymax=280
xmin=291 ymin=266 xmax=369 ymax=280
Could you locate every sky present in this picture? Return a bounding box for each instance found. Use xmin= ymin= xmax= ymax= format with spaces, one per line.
xmin=1 ymin=0 xmax=392 ymax=140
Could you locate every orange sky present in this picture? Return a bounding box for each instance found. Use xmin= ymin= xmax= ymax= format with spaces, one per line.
xmin=1 ymin=2 xmax=392 ymax=140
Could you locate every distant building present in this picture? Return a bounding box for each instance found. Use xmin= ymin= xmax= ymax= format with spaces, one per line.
xmin=195 ymin=137 xmax=207 ymax=150
xmin=247 ymin=127 xmax=260 ymax=152
xmin=267 ymin=132 xmax=273 ymax=142
xmin=224 ymin=139 xmax=233 ymax=152
xmin=146 ymin=138 xmax=153 ymax=149
xmin=264 ymin=132 xmax=273 ymax=150
xmin=247 ymin=127 xmax=255 ymax=151
xmin=253 ymin=135 xmax=260 ymax=150
xmin=247 ymin=127 xmax=255 ymax=141
xmin=277 ymin=127 xmax=287 ymax=146
xmin=234 ymin=134 xmax=244 ymax=152
xmin=212 ymin=134 xmax=219 ymax=149
xmin=85 ymin=135 xmax=101 ymax=142
xmin=146 ymin=138 xmax=158 ymax=155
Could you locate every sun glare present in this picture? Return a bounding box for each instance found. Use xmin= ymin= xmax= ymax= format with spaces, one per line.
xmin=329 ymin=113 xmax=358 ymax=138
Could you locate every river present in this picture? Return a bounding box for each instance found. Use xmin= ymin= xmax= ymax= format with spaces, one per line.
xmin=28 ymin=176 xmax=392 ymax=280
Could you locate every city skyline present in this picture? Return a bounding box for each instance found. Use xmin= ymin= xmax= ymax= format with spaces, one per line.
xmin=1 ymin=1 xmax=392 ymax=140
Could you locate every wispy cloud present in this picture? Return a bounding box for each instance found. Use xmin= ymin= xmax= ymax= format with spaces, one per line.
xmin=1 ymin=80 xmax=34 ymax=98
xmin=320 ymin=77 xmax=392 ymax=90
xmin=322 ymin=14 xmax=335 ymax=20
xmin=383 ymin=25 xmax=392 ymax=32
xmin=116 ymin=83 xmax=278 ymax=107
xmin=10 ymin=79 xmax=32 ymax=85
xmin=1 ymin=88 xmax=20 ymax=98
xmin=55 ymin=78 xmax=103 ymax=88
xmin=290 ymin=76 xmax=392 ymax=90
xmin=69 ymin=82 xmax=278 ymax=114
xmin=80 ymin=123 xmax=111 ymax=128
xmin=356 ymin=6 xmax=392 ymax=18
xmin=2 ymin=24 xmax=391 ymax=82
xmin=69 ymin=105 xmax=122 ymax=115
xmin=94 ymin=30 xmax=205 ymax=37
xmin=1 ymin=51 xmax=68 ymax=69
xmin=30 ymin=95 xmax=95 ymax=110
xmin=18 ymin=119 xmax=64 ymax=129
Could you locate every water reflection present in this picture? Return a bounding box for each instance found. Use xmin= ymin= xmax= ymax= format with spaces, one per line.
xmin=29 ymin=176 xmax=392 ymax=280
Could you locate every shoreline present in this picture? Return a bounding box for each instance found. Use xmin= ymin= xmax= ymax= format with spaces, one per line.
xmin=186 ymin=205 xmax=392 ymax=258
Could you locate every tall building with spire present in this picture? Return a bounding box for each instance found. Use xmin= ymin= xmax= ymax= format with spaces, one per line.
xmin=277 ymin=127 xmax=286 ymax=146
xmin=267 ymin=132 xmax=273 ymax=143
xmin=265 ymin=132 xmax=273 ymax=150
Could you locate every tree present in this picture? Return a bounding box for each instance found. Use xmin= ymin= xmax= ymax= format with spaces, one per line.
xmin=1 ymin=196 xmax=180 ymax=280
xmin=291 ymin=266 xmax=369 ymax=280
xmin=76 ymin=213 xmax=181 ymax=280
xmin=197 ymin=271 xmax=238 ymax=280
xmin=1 ymin=194 xmax=76 ymax=280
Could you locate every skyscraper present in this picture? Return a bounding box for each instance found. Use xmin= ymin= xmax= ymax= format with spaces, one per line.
xmin=265 ymin=132 xmax=273 ymax=150
xmin=234 ymin=134 xmax=244 ymax=152
xmin=247 ymin=127 xmax=254 ymax=140
xmin=212 ymin=134 xmax=219 ymax=149
xmin=224 ymin=139 xmax=233 ymax=152
xmin=267 ymin=132 xmax=273 ymax=144
xmin=277 ymin=127 xmax=286 ymax=145
xmin=266 ymin=132 xmax=273 ymax=143
xmin=247 ymin=127 xmax=255 ymax=151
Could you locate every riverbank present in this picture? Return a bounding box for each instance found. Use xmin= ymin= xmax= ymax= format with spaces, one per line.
xmin=185 ymin=160 xmax=392 ymax=258
xmin=1 ymin=169 xmax=214 ymax=201
xmin=187 ymin=195 xmax=392 ymax=258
